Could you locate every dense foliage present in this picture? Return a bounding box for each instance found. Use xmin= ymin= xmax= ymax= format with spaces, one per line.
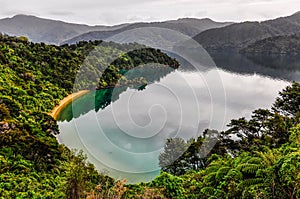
xmin=0 ymin=34 xmax=178 ymax=198
xmin=241 ymin=34 xmax=300 ymax=55
xmin=0 ymin=34 xmax=299 ymax=198
xmin=155 ymin=81 xmax=300 ymax=199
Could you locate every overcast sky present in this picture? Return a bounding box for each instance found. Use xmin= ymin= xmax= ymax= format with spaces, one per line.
xmin=0 ymin=0 xmax=299 ymax=25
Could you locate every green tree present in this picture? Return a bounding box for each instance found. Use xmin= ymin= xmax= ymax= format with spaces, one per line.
xmin=63 ymin=149 xmax=99 ymax=199
xmin=159 ymin=137 xmax=188 ymax=176
xmin=273 ymin=81 xmax=300 ymax=117
xmin=151 ymin=172 xmax=185 ymax=199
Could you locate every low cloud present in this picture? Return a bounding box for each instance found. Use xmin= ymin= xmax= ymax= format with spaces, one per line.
xmin=0 ymin=0 xmax=299 ymax=25
xmin=48 ymin=11 xmax=75 ymax=16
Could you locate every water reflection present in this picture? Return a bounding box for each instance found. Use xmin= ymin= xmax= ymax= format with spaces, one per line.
xmin=57 ymin=67 xmax=290 ymax=183
xmin=207 ymin=51 xmax=300 ymax=82
xmin=57 ymin=27 xmax=299 ymax=184
xmin=57 ymin=65 xmax=175 ymax=122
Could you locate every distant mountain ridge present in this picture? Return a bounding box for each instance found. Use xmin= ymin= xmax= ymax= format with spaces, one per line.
xmin=0 ymin=15 xmax=128 ymax=44
xmin=194 ymin=12 xmax=300 ymax=51
xmin=3 ymin=12 xmax=300 ymax=50
xmin=63 ymin=18 xmax=232 ymax=44
xmin=0 ymin=15 xmax=232 ymax=45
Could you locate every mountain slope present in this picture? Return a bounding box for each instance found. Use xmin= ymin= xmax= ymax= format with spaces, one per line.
xmin=194 ymin=12 xmax=300 ymax=51
xmin=63 ymin=18 xmax=232 ymax=44
xmin=0 ymin=15 xmax=128 ymax=44
xmin=241 ymin=33 xmax=300 ymax=55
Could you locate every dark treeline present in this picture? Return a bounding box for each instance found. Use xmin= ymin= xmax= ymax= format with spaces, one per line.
xmin=241 ymin=33 xmax=300 ymax=55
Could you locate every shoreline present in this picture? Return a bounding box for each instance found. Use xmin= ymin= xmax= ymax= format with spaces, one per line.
xmin=50 ymin=90 xmax=90 ymax=120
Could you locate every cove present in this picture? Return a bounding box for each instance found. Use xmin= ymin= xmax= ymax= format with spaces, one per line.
xmin=56 ymin=64 xmax=291 ymax=183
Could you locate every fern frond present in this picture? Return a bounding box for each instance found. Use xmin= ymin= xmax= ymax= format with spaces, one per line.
xmin=201 ymin=186 xmax=215 ymax=196
xmin=216 ymin=166 xmax=231 ymax=181
xmin=238 ymin=178 xmax=265 ymax=189
xmin=238 ymin=163 xmax=263 ymax=174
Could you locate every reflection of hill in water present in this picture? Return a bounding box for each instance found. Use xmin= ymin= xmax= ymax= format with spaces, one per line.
xmin=202 ymin=51 xmax=300 ymax=82
xmin=58 ymin=51 xmax=300 ymax=122
xmin=57 ymin=66 xmax=175 ymax=122
xmin=168 ymin=49 xmax=300 ymax=82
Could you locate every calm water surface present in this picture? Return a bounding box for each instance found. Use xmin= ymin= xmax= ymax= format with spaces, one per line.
xmin=57 ymin=53 xmax=297 ymax=183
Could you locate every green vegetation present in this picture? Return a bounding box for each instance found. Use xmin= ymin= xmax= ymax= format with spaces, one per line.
xmin=0 ymin=34 xmax=178 ymax=198
xmin=241 ymin=34 xmax=300 ymax=55
xmin=154 ymin=82 xmax=300 ymax=199
xmin=0 ymin=34 xmax=299 ymax=198
xmin=194 ymin=12 xmax=300 ymax=51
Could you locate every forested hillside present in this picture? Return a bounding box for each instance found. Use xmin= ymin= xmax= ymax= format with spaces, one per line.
xmin=63 ymin=18 xmax=232 ymax=45
xmin=241 ymin=34 xmax=300 ymax=55
xmin=0 ymin=34 xmax=299 ymax=198
xmin=0 ymin=34 xmax=178 ymax=198
xmin=194 ymin=11 xmax=300 ymax=51
xmin=0 ymin=15 xmax=127 ymax=44
xmin=0 ymin=15 xmax=232 ymax=45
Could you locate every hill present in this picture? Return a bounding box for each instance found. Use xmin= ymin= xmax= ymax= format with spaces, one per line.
xmin=194 ymin=12 xmax=300 ymax=51
xmin=241 ymin=33 xmax=300 ymax=55
xmin=0 ymin=15 xmax=232 ymax=45
xmin=0 ymin=15 xmax=128 ymax=44
xmin=63 ymin=18 xmax=232 ymax=44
